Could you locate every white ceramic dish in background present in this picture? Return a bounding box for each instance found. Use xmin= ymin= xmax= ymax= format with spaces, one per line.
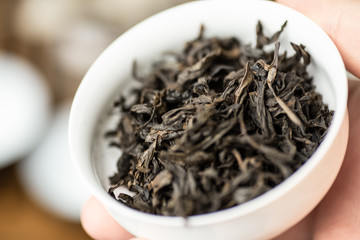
xmin=69 ymin=1 xmax=348 ymax=239
xmin=17 ymin=103 xmax=91 ymax=222
xmin=0 ymin=52 xmax=51 ymax=168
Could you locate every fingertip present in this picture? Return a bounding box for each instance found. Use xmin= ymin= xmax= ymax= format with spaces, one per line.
xmin=275 ymin=0 xmax=307 ymax=9
xmin=275 ymin=0 xmax=292 ymax=5
xmin=81 ymin=196 xmax=134 ymax=240
xmin=275 ymin=0 xmax=322 ymax=22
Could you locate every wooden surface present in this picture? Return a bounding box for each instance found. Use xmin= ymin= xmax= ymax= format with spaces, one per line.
xmin=0 ymin=164 xmax=91 ymax=240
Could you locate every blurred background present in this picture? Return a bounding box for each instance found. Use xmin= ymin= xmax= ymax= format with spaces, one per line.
xmin=0 ymin=0 xmax=189 ymax=239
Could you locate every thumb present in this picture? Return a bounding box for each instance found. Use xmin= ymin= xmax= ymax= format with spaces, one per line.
xmin=277 ymin=0 xmax=360 ymax=79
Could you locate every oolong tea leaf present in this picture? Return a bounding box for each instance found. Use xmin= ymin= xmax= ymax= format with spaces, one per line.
xmin=106 ymin=21 xmax=333 ymax=217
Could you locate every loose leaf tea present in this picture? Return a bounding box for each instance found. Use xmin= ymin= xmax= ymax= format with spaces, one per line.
xmin=106 ymin=21 xmax=333 ymax=217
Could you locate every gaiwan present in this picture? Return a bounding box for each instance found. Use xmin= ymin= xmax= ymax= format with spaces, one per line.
xmin=69 ymin=1 xmax=348 ymax=239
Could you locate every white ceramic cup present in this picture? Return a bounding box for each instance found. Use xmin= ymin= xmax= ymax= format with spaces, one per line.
xmin=69 ymin=1 xmax=349 ymax=239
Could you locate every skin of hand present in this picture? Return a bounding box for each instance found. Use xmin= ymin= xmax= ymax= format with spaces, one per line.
xmin=81 ymin=0 xmax=360 ymax=239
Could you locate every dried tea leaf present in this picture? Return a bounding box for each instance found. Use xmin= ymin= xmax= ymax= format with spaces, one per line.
xmin=107 ymin=21 xmax=333 ymax=217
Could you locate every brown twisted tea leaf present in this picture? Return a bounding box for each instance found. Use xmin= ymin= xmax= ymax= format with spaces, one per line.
xmin=106 ymin=21 xmax=333 ymax=216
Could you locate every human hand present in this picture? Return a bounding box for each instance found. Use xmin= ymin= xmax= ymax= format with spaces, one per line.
xmin=81 ymin=0 xmax=360 ymax=239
